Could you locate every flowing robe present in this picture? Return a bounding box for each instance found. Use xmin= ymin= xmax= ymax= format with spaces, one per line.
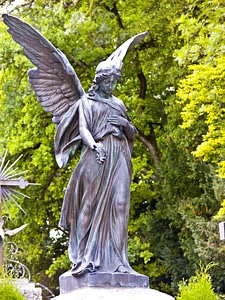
xmin=56 ymin=94 xmax=137 ymax=275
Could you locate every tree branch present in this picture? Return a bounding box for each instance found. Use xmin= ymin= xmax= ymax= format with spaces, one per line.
xmin=100 ymin=1 xmax=125 ymax=29
xmin=137 ymin=70 xmax=147 ymax=99
xmin=136 ymin=67 xmax=161 ymax=165
xmin=137 ymin=133 xmax=159 ymax=165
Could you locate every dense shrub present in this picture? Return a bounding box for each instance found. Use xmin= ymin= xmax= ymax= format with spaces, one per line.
xmin=176 ymin=263 xmax=218 ymax=300
xmin=0 ymin=277 xmax=26 ymax=300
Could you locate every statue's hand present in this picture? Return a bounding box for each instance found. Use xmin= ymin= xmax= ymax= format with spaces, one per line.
xmin=108 ymin=115 xmax=128 ymax=128
xmin=94 ymin=142 xmax=108 ymax=164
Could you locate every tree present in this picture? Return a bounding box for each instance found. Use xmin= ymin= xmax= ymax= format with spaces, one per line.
xmin=170 ymin=0 xmax=225 ymax=293
xmin=2 ymin=0 xmax=224 ymax=297
xmin=175 ymin=0 xmax=225 ymax=178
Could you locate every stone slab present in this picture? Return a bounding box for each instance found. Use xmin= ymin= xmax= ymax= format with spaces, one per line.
xmin=16 ymin=279 xmax=42 ymax=300
xmin=53 ymin=287 xmax=175 ymax=300
xmin=59 ymin=271 xmax=149 ymax=293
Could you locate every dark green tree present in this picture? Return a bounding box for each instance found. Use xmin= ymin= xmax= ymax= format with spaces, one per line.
xmin=2 ymin=0 xmax=225 ymax=297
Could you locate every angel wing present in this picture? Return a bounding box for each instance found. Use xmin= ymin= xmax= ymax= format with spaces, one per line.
xmin=2 ymin=14 xmax=85 ymax=125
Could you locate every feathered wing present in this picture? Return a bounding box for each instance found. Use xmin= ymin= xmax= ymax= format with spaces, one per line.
xmin=2 ymin=14 xmax=85 ymax=125
xmin=106 ymin=31 xmax=148 ymax=68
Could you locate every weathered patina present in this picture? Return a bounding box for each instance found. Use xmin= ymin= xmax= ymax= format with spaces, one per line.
xmin=2 ymin=14 xmax=148 ymax=279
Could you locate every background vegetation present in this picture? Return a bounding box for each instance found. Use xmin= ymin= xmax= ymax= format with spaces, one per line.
xmin=0 ymin=270 xmax=26 ymax=300
xmin=1 ymin=0 xmax=225 ymax=297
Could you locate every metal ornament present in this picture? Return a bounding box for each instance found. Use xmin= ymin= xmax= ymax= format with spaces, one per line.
xmin=0 ymin=152 xmax=31 ymax=268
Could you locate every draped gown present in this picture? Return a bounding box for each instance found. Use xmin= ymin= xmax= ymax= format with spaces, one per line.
xmin=57 ymin=93 xmax=137 ymax=275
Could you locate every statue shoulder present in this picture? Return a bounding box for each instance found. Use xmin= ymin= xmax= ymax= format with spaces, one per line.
xmin=112 ymin=96 xmax=126 ymax=110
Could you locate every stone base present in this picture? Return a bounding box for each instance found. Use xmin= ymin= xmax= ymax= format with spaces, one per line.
xmin=59 ymin=271 xmax=149 ymax=293
xmin=16 ymin=279 xmax=42 ymax=300
xmin=53 ymin=287 xmax=175 ymax=300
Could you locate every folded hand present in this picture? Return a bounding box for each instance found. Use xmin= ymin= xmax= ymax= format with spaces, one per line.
xmin=107 ymin=115 xmax=128 ymax=127
xmin=94 ymin=142 xmax=108 ymax=164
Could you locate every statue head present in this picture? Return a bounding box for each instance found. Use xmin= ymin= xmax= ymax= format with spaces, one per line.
xmin=93 ymin=60 xmax=121 ymax=85
xmin=89 ymin=65 xmax=121 ymax=97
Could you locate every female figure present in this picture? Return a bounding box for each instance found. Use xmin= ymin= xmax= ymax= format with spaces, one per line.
xmin=59 ymin=64 xmax=137 ymax=275
xmin=3 ymin=13 xmax=148 ymax=276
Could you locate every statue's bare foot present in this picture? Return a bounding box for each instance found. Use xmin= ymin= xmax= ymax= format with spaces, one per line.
xmin=116 ymin=265 xmax=128 ymax=273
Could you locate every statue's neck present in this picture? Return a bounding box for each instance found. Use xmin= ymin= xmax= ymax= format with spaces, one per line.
xmin=96 ymin=89 xmax=112 ymax=100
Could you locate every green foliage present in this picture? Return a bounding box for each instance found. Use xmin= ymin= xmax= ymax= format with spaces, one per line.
xmin=0 ymin=0 xmax=187 ymax=292
xmin=170 ymin=1 xmax=225 ymax=292
xmin=2 ymin=0 xmax=225 ymax=297
xmin=0 ymin=270 xmax=26 ymax=300
xmin=0 ymin=280 xmax=26 ymax=300
xmin=175 ymin=0 xmax=225 ymax=177
xmin=46 ymin=251 xmax=70 ymax=277
xmin=176 ymin=263 xmax=218 ymax=300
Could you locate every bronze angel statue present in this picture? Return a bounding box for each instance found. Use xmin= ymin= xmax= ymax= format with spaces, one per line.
xmin=2 ymin=14 xmax=148 ymax=276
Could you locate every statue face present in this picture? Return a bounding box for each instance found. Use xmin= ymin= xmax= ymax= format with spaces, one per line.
xmin=99 ymin=75 xmax=117 ymax=95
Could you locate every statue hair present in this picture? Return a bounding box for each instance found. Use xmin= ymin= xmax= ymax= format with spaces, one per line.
xmin=88 ymin=70 xmax=121 ymax=97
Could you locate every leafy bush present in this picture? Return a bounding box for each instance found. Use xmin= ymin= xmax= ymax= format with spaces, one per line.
xmin=176 ymin=263 xmax=218 ymax=300
xmin=0 ymin=274 xmax=26 ymax=300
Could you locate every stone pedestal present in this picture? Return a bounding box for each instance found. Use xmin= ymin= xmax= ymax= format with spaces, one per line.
xmin=53 ymin=287 xmax=175 ymax=300
xmin=59 ymin=271 xmax=149 ymax=293
xmin=55 ymin=271 xmax=174 ymax=300
xmin=16 ymin=279 xmax=42 ymax=300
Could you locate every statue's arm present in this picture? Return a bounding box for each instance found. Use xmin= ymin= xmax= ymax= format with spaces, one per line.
xmin=79 ymin=103 xmax=107 ymax=163
xmin=79 ymin=104 xmax=96 ymax=150
xmin=107 ymin=115 xmax=137 ymax=140
xmin=124 ymin=121 xmax=138 ymax=140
